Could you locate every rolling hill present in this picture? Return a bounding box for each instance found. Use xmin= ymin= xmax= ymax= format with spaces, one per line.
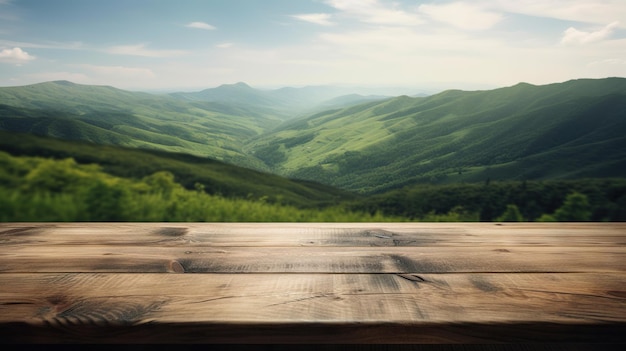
xmin=170 ymin=82 xmax=390 ymax=118
xmin=0 ymin=80 xmax=283 ymax=169
xmin=2 ymin=77 xmax=626 ymax=195
xmin=249 ymin=78 xmax=626 ymax=192
xmin=0 ymin=131 xmax=356 ymax=208
xmin=0 ymin=80 xmax=390 ymax=170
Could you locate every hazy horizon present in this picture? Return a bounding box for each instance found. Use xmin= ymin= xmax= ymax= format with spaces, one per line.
xmin=2 ymin=78 xmax=502 ymax=96
xmin=1 ymin=0 xmax=625 ymax=91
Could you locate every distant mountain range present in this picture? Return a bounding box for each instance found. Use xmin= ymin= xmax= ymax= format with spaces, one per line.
xmin=170 ymin=82 xmax=391 ymax=118
xmin=1 ymin=77 xmax=625 ymax=194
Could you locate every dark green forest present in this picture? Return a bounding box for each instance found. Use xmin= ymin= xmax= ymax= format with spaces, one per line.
xmin=348 ymin=179 xmax=626 ymax=222
xmin=2 ymin=132 xmax=624 ymax=222
xmin=249 ymin=78 xmax=626 ymax=193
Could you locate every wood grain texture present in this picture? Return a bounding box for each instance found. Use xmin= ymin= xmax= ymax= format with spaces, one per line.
xmin=1 ymin=245 xmax=625 ymax=273
xmin=2 ymin=223 xmax=625 ymax=247
xmin=1 ymin=273 xmax=625 ymax=343
xmin=0 ymin=222 xmax=625 ymax=344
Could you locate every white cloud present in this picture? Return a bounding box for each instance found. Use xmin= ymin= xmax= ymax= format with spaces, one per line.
xmin=325 ymin=0 xmax=422 ymax=26
xmin=561 ymin=21 xmax=619 ymax=44
xmin=486 ymin=0 xmax=625 ymax=28
xmin=185 ymin=21 xmax=216 ymax=30
xmin=0 ymin=47 xmax=35 ymax=64
xmin=105 ymin=44 xmax=187 ymax=57
xmin=3 ymin=1 xmax=625 ymax=91
xmin=419 ymin=2 xmax=503 ymax=31
xmin=317 ymin=26 xmax=503 ymax=63
xmin=0 ymin=39 xmax=83 ymax=50
xmin=292 ymin=13 xmax=335 ymax=26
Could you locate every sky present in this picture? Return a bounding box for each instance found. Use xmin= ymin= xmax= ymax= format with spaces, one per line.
xmin=0 ymin=0 xmax=625 ymax=92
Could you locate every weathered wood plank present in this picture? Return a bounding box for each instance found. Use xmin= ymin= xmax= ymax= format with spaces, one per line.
xmin=1 ymin=273 xmax=625 ymax=343
xmin=1 ymin=245 xmax=624 ymax=273
xmin=1 ymin=223 xmax=625 ymax=344
xmin=2 ymin=223 xmax=625 ymax=247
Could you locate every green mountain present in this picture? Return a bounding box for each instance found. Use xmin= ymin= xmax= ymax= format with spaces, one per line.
xmin=170 ymin=82 xmax=390 ymax=118
xmin=249 ymin=78 xmax=626 ymax=193
xmin=170 ymin=82 xmax=285 ymax=117
xmin=2 ymin=78 xmax=626 ymax=195
xmin=0 ymin=131 xmax=356 ymax=208
xmin=0 ymin=81 xmax=390 ymax=169
xmin=0 ymin=80 xmax=282 ymax=169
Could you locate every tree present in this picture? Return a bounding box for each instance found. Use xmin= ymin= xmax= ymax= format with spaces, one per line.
xmin=496 ymin=204 xmax=524 ymax=222
xmin=553 ymin=192 xmax=591 ymax=221
xmin=84 ymin=181 xmax=129 ymax=221
xmin=537 ymin=192 xmax=592 ymax=222
xmin=536 ymin=213 xmax=556 ymax=222
xmin=142 ymin=171 xmax=181 ymax=198
xmin=22 ymin=158 xmax=93 ymax=193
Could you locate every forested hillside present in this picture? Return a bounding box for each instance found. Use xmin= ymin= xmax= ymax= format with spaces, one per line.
xmin=348 ymin=179 xmax=626 ymax=222
xmin=0 ymin=131 xmax=354 ymax=208
xmin=1 ymin=132 xmax=624 ymax=222
xmin=2 ymin=78 xmax=626 ymax=197
xmin=0 ymin=150 xmax=395 ymax=222
xmin=250 ymin=78 xmax=626 ymax=193
xmin=0 ymin=80 xmax=280 ymax=169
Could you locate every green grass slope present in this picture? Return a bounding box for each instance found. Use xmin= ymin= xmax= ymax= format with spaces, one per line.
xmin=249 ymin=78 xmax=626 ymax=193
xmin=0 ymin=131 xmax=357 ymax=208
xmin=0 ymin=81 xmax=282 ymax=169
xmin=3 ymin=78 xmax=626 ymax=195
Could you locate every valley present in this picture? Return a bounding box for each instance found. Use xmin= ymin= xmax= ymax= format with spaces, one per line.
xmin=1 ymin=78 xmax=625 ymax=221
xmin=3 ymin=78 xmax=625 ymax=193
xmin=250 ymin=78 xmax=626 ymax=192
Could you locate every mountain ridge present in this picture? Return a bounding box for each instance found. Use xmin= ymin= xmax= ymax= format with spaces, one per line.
xmin=1 ymin=77 xmax=625 ymax=194
xmin=0 ymin=79 xmax=287 ymax=169
xmin=248 ymin=77 xmax=626 ymax=192
xmin=169 ymin=82 xmax=396 ymax=118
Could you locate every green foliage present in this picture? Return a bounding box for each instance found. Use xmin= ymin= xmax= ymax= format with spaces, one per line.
xmin=536 ymin=214 xmax=556 ymax=222
xmin=496 ymin=204 xmax=525 ymax=222
xmin=3 ymin=78 xmax=626 ymax=195
xmin=83 ymin=181 xmax=129 ymax=221
xmin=2 ymin=79 xmax=626 ymax=222
xmin=553 ymin=192 xmax=592 ymax=221
xmin=22 ymin=158 xmax=98 ymax=193
xmin=142 ymin=171 xmax=182 ymax=198
xmin=248 ymin=78 xmax=626 ymax=193
xmin=254 ymin=144 xmax=287 ymax=167
xmin=0 ymin=80 xmax=282 ymax=168
xmin=0 ymin=152 xmax=402 ymax=222
xmin=1 ymin=150 xmax=624 ymax=222
xmin=420 ymin=206 xmax=480 ymax=222
xmin=281 ymin=133 xmax=316 ymax=148
xmin=350 ymin=179 xmax=626 ymax=222
xmin=0 ymin=131 xmax=358 ymax=208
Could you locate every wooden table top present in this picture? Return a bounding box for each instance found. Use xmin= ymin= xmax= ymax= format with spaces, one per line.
xmin=1 ymin=222 xmax=625 ymax=344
